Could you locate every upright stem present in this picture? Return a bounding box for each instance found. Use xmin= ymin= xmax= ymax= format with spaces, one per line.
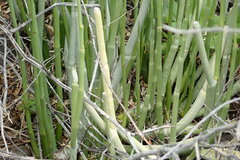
xmin=154 ymin=0 xmax=163 ymax=141
xmin=26 ymin=0 xmax=56 ymax=157
xmin=138 ymin=2 xmax=154 ymax=130
xmin=52 ymin=0 xmax=64 ymax=141
xmin=220 ymin=2 xmax=239 ymax=120
xmin=69 ymin=1 xmax=85 ymax=159
xmin=170 ymin=33 xmax=187 ymax=143
xmin=94 ymin=7 xmax=126 ymax=153
xmin=8 ymin=0 xmax=39 ymax=157
xmin=111 ymin=0 xmax=150 ymax=90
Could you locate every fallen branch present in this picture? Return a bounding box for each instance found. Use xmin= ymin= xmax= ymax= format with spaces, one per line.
xmin=129 ymin=122 xmax=237 ymax=160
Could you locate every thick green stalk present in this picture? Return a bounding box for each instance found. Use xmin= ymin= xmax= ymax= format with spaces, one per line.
xmin=98 ymin=0 xmax=106 ymax=25
xmin=220 ymin=1 xmax=238 ymax=120
xmin=94 ymin=7 xmax=126 ymax=153
xmin=69 ymin=1 xmax=85 ymax=159
xmin=16 ymin=0 xmax=30 ymax=35
xmin=154 ymin=0 xmax=164 ymax=140
xmin=177 ymin=82 xmax=207 ymax=133
xmin=165 ymin=80 xmax=172 ymax=121
xmin=170 ymin=33 xmax=194 ymax=84
xmin=69 ymin=70 xmax=79 ymax=160
xmin=103 ymin=93 xmax=116 ymax=158
xmin=168 ymin=3 xmax=193 ymax=128
xmin=193 ymin=21 xmax=217 ymax=87
xmin=122 ymin=84 xmax=131 ymax=127
xmin=182 ymin=63 xmax=196 ymax=115
xmin=107 ymin=0 xmax=122 ymax=68
xmin=160 ymin=0 xmax=185 ymax=98
xmin=26 ymin=0 xmax=56 ymax=156
xmin=180 ymin=43 xmax=198 ymax=93
xmin=165 ymin=0 xmax=174 ymax=54
xmin=155 ymin=0 xmax=186 ymax=135
xmin=170 ymin=33 xmax=187 ymax=143
xmin=112 ymin=0 xmax=150 ymax=90
xmin=67 ymin=5 xmax=77 ymax=86
xmin=194 ymin=21 xmax=217 ymax=132
xmin=120 ymin=0 xmax=130 ymax=128
xmin=37 ymin=0 xmax=45 ymax=48
xmin=60 ymin=0 xmax=70 ymax=41
xmin=77 ymin=0 xmax=88 ymax=142
xmin=214 ymin=0 xmax=227 ymax=81
xmin=199 ymin=0 xmax=212 ymax=26
xmin=83 ymin=4 xmax=93 ymax=81
xmin=214 ymin=6 xmax=237 ymax=103
xmin=135 ymin=28 xmax=141 ymax=115
xmin=8 ymin=0 xmax=39 ymax=157
xmin=16 ymin=0 xmax=27 ymax=21
xmin=138 ymin=14 xmax=155 ymax=130
xmin=195 ymin=0 xmax=200 ymax=19
xmin=177 ymin=55 xmax=216 ymax=133
xmin=52 ymin=0 xmax=64 ymax=141
xmin=216 ymin=28 xmax=232 ymax=102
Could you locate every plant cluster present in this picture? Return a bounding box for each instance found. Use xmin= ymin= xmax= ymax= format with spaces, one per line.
xmin=0 ymin=0 xmax=240 ymax=159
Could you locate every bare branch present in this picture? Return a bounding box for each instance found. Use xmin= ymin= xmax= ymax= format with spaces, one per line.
xmin=163 ymin=24 xmax=240 ymax=34
xmin=129 ymin=122 xmax=237 ymax=160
